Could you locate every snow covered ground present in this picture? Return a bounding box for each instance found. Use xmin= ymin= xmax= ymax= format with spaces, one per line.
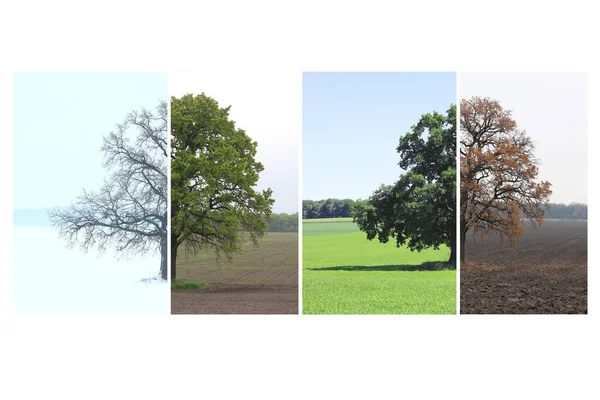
xmin=14 ymin=227 xmax=169 ymax=315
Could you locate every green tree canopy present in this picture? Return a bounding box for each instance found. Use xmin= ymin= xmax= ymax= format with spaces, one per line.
xmin=352 ymin=104 xmax=456 ymax=263
xmin=170 ymin=93 xmax=274 ymax=279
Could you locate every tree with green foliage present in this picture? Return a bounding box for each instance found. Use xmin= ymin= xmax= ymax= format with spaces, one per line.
xmin=352 ymin=105 xmax=457 ymax=264
xmin=319 ymin=199 xmax=335 ymax=218
xmin=170 ymin=93 xmax=274 ymax=280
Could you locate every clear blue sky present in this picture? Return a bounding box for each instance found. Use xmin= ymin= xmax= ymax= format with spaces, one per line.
xmin=13 ymin=73 xmax=167 ymax=210
xmin=303 ymin=72 xmax=456 ymax=200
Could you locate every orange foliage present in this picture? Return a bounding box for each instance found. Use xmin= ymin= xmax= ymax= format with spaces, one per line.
xmin=460 ymin=97 xmax=552 ymax=251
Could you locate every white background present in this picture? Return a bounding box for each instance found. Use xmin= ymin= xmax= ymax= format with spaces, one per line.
xmin=0 ymin=1 xmax=598 ymax=399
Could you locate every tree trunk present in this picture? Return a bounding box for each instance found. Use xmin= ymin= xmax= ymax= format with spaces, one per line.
xmin=171 ymin=230 xmax=178 ymax=281
xmin=460 ymin=220 xmax=467 ymax=264
xmin=160 ymin=233 xmax=167 ymax=280
xmin=448 ymin=237 xmax=456 ymax=264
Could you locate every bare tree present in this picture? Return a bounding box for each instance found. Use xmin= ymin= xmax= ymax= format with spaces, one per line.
xmin=49 ymin=102 xmax=168 ymax=280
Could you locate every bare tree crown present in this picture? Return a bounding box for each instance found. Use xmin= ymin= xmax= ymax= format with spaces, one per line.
xmin=50 ymin=102 xmax=168 ymax=260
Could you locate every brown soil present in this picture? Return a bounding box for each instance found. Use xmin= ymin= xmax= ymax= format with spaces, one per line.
xmin=461 ymin=219 xmax=587 ymax=314
xmin=171 ymin=284 xmax=298 ymax=314
xmin=171 ymin=233 xmax=298 ymax=314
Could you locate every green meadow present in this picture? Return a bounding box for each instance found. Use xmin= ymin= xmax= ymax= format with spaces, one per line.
xmin=303 ymin=218 xmax=456 ymax=314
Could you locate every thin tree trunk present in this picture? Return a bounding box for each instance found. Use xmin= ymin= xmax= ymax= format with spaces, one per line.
xmin=170 ymin=201 xmax=179 ymax=281
xmin=460 ymin=220 xmax=467 ymax=264
xmin=160 ymin=233 xmax=167 ymax=280
xmin=448 ymin=236 xmax=456 ymax=264
xmin=171 ymin=230 xmax=178 ymax=281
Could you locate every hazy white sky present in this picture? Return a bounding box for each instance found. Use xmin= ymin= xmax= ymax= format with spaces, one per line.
xmin=461 ymin=72 xmax=587 ymax=204
xmin=169 ymin=71 xmax=299 ymax=214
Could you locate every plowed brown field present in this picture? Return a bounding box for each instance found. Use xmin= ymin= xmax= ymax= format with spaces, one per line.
xmin=461 ymin=219 xmax=587 ymax=314
xmin=171 ymin=233 xmax=298 ymax=314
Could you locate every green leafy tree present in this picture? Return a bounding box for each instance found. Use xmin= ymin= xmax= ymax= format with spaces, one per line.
xmin=353 ymin=105 xmax=457 ymax=263
xmin=170 ymin=94 xmax=274 ymax=279
xmin=319 ymin=199 xmax=335 ymax=218
xmin=340 ymin=199 xmax=354 ymax=217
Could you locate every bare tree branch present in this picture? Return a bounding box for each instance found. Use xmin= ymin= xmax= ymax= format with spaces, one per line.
xmin=49 ymin=102 xmax=168 ymax=279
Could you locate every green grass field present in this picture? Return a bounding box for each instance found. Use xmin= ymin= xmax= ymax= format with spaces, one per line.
xmin=171 ymin=278 xmax=208 ymax=291
xmin=303 ymin=218 xmax=456 ymax=314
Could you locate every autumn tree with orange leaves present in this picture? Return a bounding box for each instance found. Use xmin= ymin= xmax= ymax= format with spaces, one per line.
xmin=460 ymin=97 xmax=552 ymax=263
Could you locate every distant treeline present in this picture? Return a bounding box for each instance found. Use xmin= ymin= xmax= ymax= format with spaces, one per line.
xmin=302 ymin=199 xmax=360 ymax=219
xmin=302 ymin=200 xmax=588 ymax=221
xmin=545 ymin=203 xmax=587 ymax=220
xmin=266 ymin=213 xmax=298 ymax=232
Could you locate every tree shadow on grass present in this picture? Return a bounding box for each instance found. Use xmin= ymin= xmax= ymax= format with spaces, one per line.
xmin=307 ymin=261 xmax=456 ymax=272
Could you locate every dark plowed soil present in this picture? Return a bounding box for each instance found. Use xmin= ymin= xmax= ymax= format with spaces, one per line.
xmin=171 ymin=284 xmax=298 ymax=314
xmin=461 ymin=219 xmax=587 ymax=314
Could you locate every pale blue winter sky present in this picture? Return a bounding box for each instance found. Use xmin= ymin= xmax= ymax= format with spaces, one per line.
xmin=303 ymin=72 xmax=456 ymax=201
xmin=13 ymin=72 xmax=167 ymax=210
